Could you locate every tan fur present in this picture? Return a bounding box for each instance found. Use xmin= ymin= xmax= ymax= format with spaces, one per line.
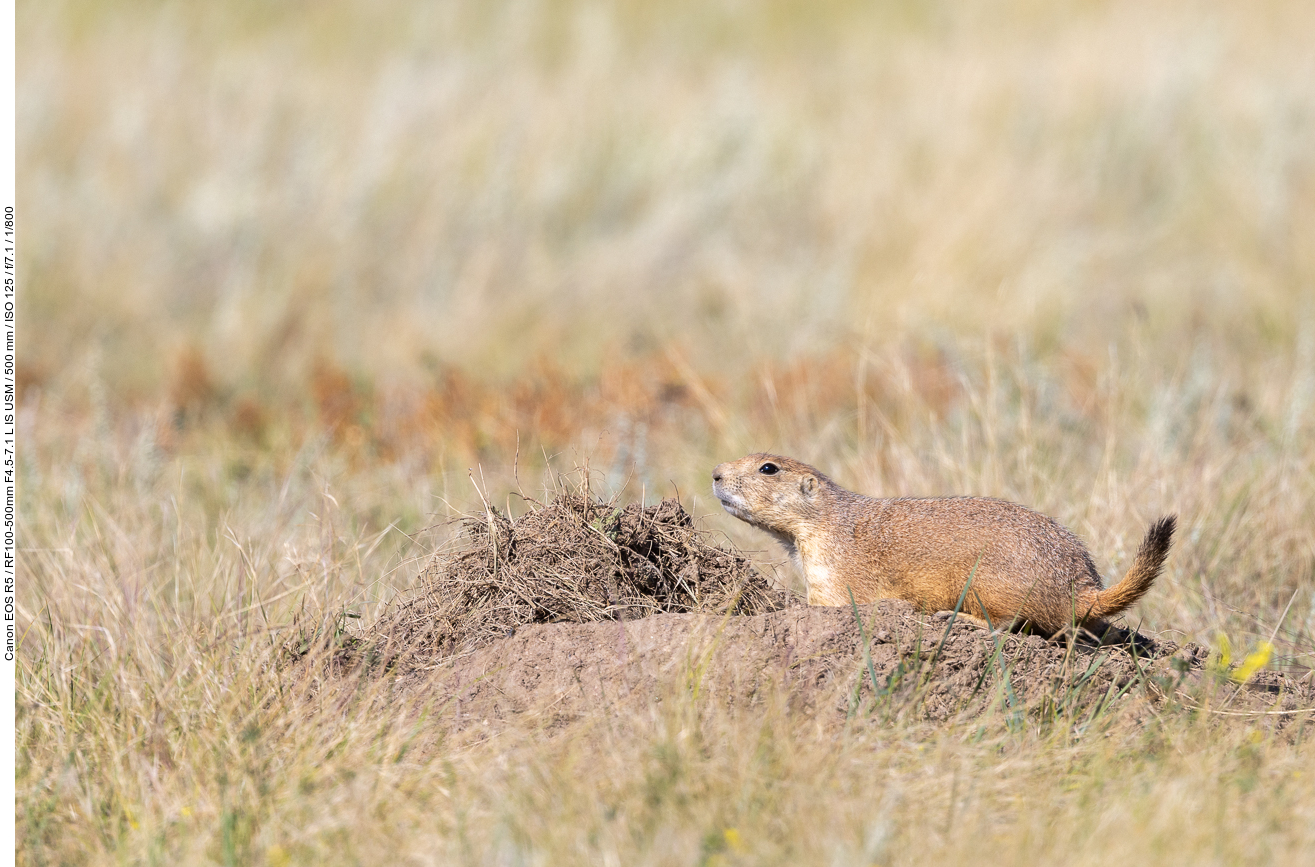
xmin=712 ymin=453 xmax=1175 ymax=637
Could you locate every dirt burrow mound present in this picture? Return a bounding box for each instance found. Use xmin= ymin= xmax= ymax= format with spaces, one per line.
xmin=423 ymin=601 xmax=1314 ymax=732
xmin=369 ymin=494 xmax=794 ymax=665
xmin=346 ymin=493 xmax=1311 ymax=732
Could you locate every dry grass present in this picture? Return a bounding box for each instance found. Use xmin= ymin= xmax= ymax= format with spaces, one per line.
xmin=364 ymin=489 xmax=787 ymax=666
xmin=16 ymin=0 xmax=1315 ymax=864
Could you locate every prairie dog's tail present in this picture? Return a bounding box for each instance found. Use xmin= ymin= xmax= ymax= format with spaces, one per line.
xmin=1089 ymin=515 xmax=1176 ymax=621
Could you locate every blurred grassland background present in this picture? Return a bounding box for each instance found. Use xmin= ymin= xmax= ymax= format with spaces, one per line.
xmin=16 ymin=0 xmax=1315 ymax=864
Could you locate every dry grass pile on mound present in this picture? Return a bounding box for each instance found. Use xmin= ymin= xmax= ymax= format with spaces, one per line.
xmin=370 ymin=494 xmax=793 ymax=665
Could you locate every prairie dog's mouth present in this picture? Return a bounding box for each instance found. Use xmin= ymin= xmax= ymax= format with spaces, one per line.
xmin=713 ymin=483 xmax=751 ymax=522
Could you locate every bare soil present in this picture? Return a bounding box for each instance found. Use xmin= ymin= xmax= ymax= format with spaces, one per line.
xmin=404 ymin=601 xmax=1313 ymax=734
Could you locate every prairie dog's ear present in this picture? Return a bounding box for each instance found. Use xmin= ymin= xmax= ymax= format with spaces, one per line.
xmin=800 ymin=475 xmax=818 ymax=497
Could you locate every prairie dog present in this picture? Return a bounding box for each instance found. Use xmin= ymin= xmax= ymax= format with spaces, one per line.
xmin=712 ymin=453 xmax=1175 ymax=637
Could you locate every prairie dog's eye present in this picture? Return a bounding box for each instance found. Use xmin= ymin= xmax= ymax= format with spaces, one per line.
xmin=758 ymin=462 xmax=780 ymax=475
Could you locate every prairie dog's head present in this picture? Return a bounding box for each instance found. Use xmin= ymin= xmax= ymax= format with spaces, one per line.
xmin=711 ymin=453 xmax=834 ymax=540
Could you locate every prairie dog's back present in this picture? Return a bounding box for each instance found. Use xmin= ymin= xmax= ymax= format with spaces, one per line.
xmin=712 ymin=453 xmax=1174 ymax=635
xmin=844 ymin=495 xmax=1104 ymax=620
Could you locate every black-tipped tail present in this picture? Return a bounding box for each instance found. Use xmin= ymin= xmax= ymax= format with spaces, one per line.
xmin=1092 ymin=515 xmax=1176 ymax=619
